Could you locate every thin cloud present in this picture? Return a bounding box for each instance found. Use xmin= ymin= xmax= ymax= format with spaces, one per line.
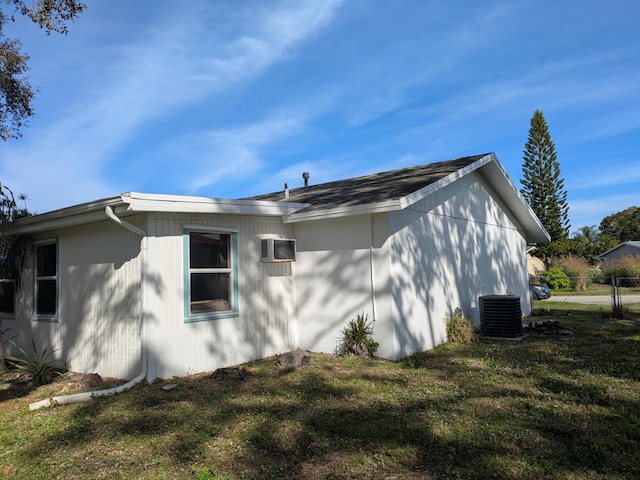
xmin=570 ymin=163 xmax=640 ymax=190
xmin=0 ymin=0 xmax=347 ymax=212
xmin=570 ymin=194 xmax=639 ymax=228
xmin=185 ymin=112 xmax=309 ymax=192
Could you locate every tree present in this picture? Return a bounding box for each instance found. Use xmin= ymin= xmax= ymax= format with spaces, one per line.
xmin=569 ymin=225 xmax=599 ymax=262
xmin=568 ymin=224 xmax=619 ymax=264
xmin=1 ymin=0 xmax=85 ymax=140
xmin=0 ymin=184 xmax=30 ymax=372
xmin=599 ymin=206 xmax=640 ymax=244
xmin=520 ymin=110 xmax=570 ymax=265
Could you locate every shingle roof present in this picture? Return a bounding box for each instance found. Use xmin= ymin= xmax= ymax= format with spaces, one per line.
xmin=245 ymin=154 xmax=486 ymax=213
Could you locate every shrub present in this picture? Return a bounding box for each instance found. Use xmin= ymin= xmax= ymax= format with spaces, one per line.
xmin=338 ymin=312 xmax=379 ymax=357
xmin=540 ymin=266 xmax=571 ymax=290
xmin=600 ymin=255 xmax=640 ymax=286
xmin=5 ymin=338 xmax=66 ymax=385
xmin=446 ymin=312 xmax=477 ymax=344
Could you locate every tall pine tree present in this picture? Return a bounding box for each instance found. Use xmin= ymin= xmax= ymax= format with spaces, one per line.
xmin=521 ymin=110 xmax=570 ymax=265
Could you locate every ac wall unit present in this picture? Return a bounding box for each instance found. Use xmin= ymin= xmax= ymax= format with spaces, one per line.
xmin=261 ymin=238 xmax=296 ymax=262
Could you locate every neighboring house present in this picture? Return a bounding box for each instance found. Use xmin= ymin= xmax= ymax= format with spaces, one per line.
xmin=2 ymin=153 xmax=549 ymax=381
xmin=527 ymin=253 xmax=545 ymax=278
xmin=595 ymin=241 xmax=640 ymax=263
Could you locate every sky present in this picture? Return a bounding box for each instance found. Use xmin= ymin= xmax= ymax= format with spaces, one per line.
xmin=1 ymin=0 xmax=638 ymax=231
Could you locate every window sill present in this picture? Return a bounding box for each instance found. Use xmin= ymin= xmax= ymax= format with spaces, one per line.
xmin=32 ymin=315 xmax=59 ymax=323
xmin=184 ymin=310 xmax=239 ymax=323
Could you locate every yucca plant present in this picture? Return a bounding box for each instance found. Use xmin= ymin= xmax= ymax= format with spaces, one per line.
xmin=338 ymin=312 xmax=379 ymax=357
xmin=5 ymin=338 xmax=66 ymax=385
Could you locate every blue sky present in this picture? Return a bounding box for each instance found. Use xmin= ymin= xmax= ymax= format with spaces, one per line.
xmin=1 ymin=0 xmax=638 ymax=231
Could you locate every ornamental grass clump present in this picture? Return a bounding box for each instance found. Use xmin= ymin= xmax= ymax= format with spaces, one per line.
xmin=446 ymin=312 xmax=477 ymax=344
xmin=5 ymin=338 xmax=66 ymax=386
xmin=338 ymin=312 xmax=379 ymax=357
xmin=558 ymin=255 xmax=591 ymax=291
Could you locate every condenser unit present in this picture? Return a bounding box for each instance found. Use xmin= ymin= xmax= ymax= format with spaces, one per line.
xmin=479 ymin=295 xmax=522 ymax=338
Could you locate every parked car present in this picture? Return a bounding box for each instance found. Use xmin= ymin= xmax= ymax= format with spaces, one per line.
xmin=530 ymin=283 xmax=551 ymax=300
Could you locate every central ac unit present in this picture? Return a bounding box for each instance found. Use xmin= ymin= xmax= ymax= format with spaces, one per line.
xmin=261 ymin=238 xmax=296 ymax=262
xmin=479 ymin=295 xmax=522 ymax=338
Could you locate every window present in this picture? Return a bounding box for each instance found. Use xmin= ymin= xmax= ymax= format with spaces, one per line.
xmin=35 ymin=242 xmax=58 ymax=318
xmin=0 ymin=280 xmax=15 ymax=315
xmin=184 ymin=230 xmax=238 ymax=321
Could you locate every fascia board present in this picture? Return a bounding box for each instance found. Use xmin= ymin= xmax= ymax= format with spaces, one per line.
xmin=398 ymin=153 xmax=494 ymax=209
xmin=403 ymin=153 xmax=549 ymax=244
xmin=283 ymin=199 xmax=402 ymax=223
xmin=477 ymin=158 xmax=551 ymax=244
xmin=122 ymin=192 xmax=306 ymax=216
xmin=5 ymin=192 xmax=308 ymax=236
xmin=6 ymin=196 xmax=125 ymax=235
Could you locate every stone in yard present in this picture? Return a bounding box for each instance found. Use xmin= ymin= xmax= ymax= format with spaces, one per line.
xmin=210 ymin=367 xmax=248 ymax=381
xmin=278 ymin=348 xmax=311 ymax=370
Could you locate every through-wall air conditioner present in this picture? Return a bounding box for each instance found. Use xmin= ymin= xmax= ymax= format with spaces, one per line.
xmin=261 ymin=238 xmax=296 ymax=262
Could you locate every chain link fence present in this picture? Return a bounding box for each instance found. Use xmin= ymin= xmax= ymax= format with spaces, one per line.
xmin=530 ymin=276 xmax=640 ymax=309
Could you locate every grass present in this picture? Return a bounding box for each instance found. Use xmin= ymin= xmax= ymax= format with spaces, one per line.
xmin=1 ymin=302 xmax=639 ymax=479
xmin=549 ymin=282 xmax=640 ymax=296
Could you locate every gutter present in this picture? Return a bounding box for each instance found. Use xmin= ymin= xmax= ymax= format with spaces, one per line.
xmin=29 ymin=206 xmax=148 ymax=410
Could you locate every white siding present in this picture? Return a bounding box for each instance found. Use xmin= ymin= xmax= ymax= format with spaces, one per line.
xmin=9 ymin=213 xmax=297 ymax=381
xmin=9 ymin=220 xmax=144 ymax=378
xmin=293 ymin=214 xmax=393 ymax=356
xmin=294 ymin=170 xmax=530 ymax=362
xmin=145 ymin=214 xmax=296 ymax=380
xmin=388 ymin=170 xmax=530 ymax=358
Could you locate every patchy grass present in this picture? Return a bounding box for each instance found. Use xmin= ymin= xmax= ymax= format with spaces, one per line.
xmin=1 ymin=304 xmax=639 ymax=479
xmin=549 ymin=282 xmax=640 ymax=296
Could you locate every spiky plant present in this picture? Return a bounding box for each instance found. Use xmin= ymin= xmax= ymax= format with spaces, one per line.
xmin=5 ymin=338 xmax=66 ymax=385
xmin=338 ymin=312 xmax=379 ymax=357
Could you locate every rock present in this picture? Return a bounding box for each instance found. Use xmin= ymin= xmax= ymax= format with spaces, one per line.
xmin=278 ymin=348 xmax=311 ymax=369
xmin=80 ymin=373 xmax=103 ymax=388
xmin=523 ymin=320 xmax=573 ymax=335
xmin=210 ymin=367 xmax=247 ymax=381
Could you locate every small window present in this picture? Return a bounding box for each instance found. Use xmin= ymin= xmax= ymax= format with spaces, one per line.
xmin=0 ymin=280 xmax=15 ymax=315
xmin=185 ymin=231 xmax=238 ymax=320
xmin=35 ymin=242 xmax=58 ymax=318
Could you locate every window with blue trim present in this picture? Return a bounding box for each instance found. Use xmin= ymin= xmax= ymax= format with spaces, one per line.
xmin=186 ymin=231 xmax=238 ymax=319
xmin=35 ymin=242 xmax=58 ymax=317
xmin=0 ymin=279 xmax=15 ymax=315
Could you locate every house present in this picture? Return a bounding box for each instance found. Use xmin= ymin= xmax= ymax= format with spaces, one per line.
xmin=595 ymin=241 xmax=640 ymax=263
xmin=1 ymin=153 xmax=549 ymax=381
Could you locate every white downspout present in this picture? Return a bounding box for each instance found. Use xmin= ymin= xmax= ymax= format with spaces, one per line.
xmin=370 ymin=214 xmax=377 ymax=322
xmin=29 ymin=206 xmax=148 ymax=410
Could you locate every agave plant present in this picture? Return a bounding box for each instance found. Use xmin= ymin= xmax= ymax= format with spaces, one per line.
xmin=5 ymin=338 xmax=66 ymax=385
xmin=338 ymin=312 xmax=379 ymax=357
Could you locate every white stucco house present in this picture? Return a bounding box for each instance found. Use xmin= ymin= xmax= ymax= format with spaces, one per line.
xmin=1 ymin=153 xmax=549 ymax=381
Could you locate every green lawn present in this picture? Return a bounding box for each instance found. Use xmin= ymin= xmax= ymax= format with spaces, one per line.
xmin=548 ymin=282 xmax=640 ymax=296
xmin=1 ymin=304 xmax=639 ymax=479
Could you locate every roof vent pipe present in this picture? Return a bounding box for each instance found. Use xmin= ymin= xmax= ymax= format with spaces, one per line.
xmin=284 ymin=183 xmax=289 ymax=199
xmin=303 ymin=172 xmax=309 ymax=187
